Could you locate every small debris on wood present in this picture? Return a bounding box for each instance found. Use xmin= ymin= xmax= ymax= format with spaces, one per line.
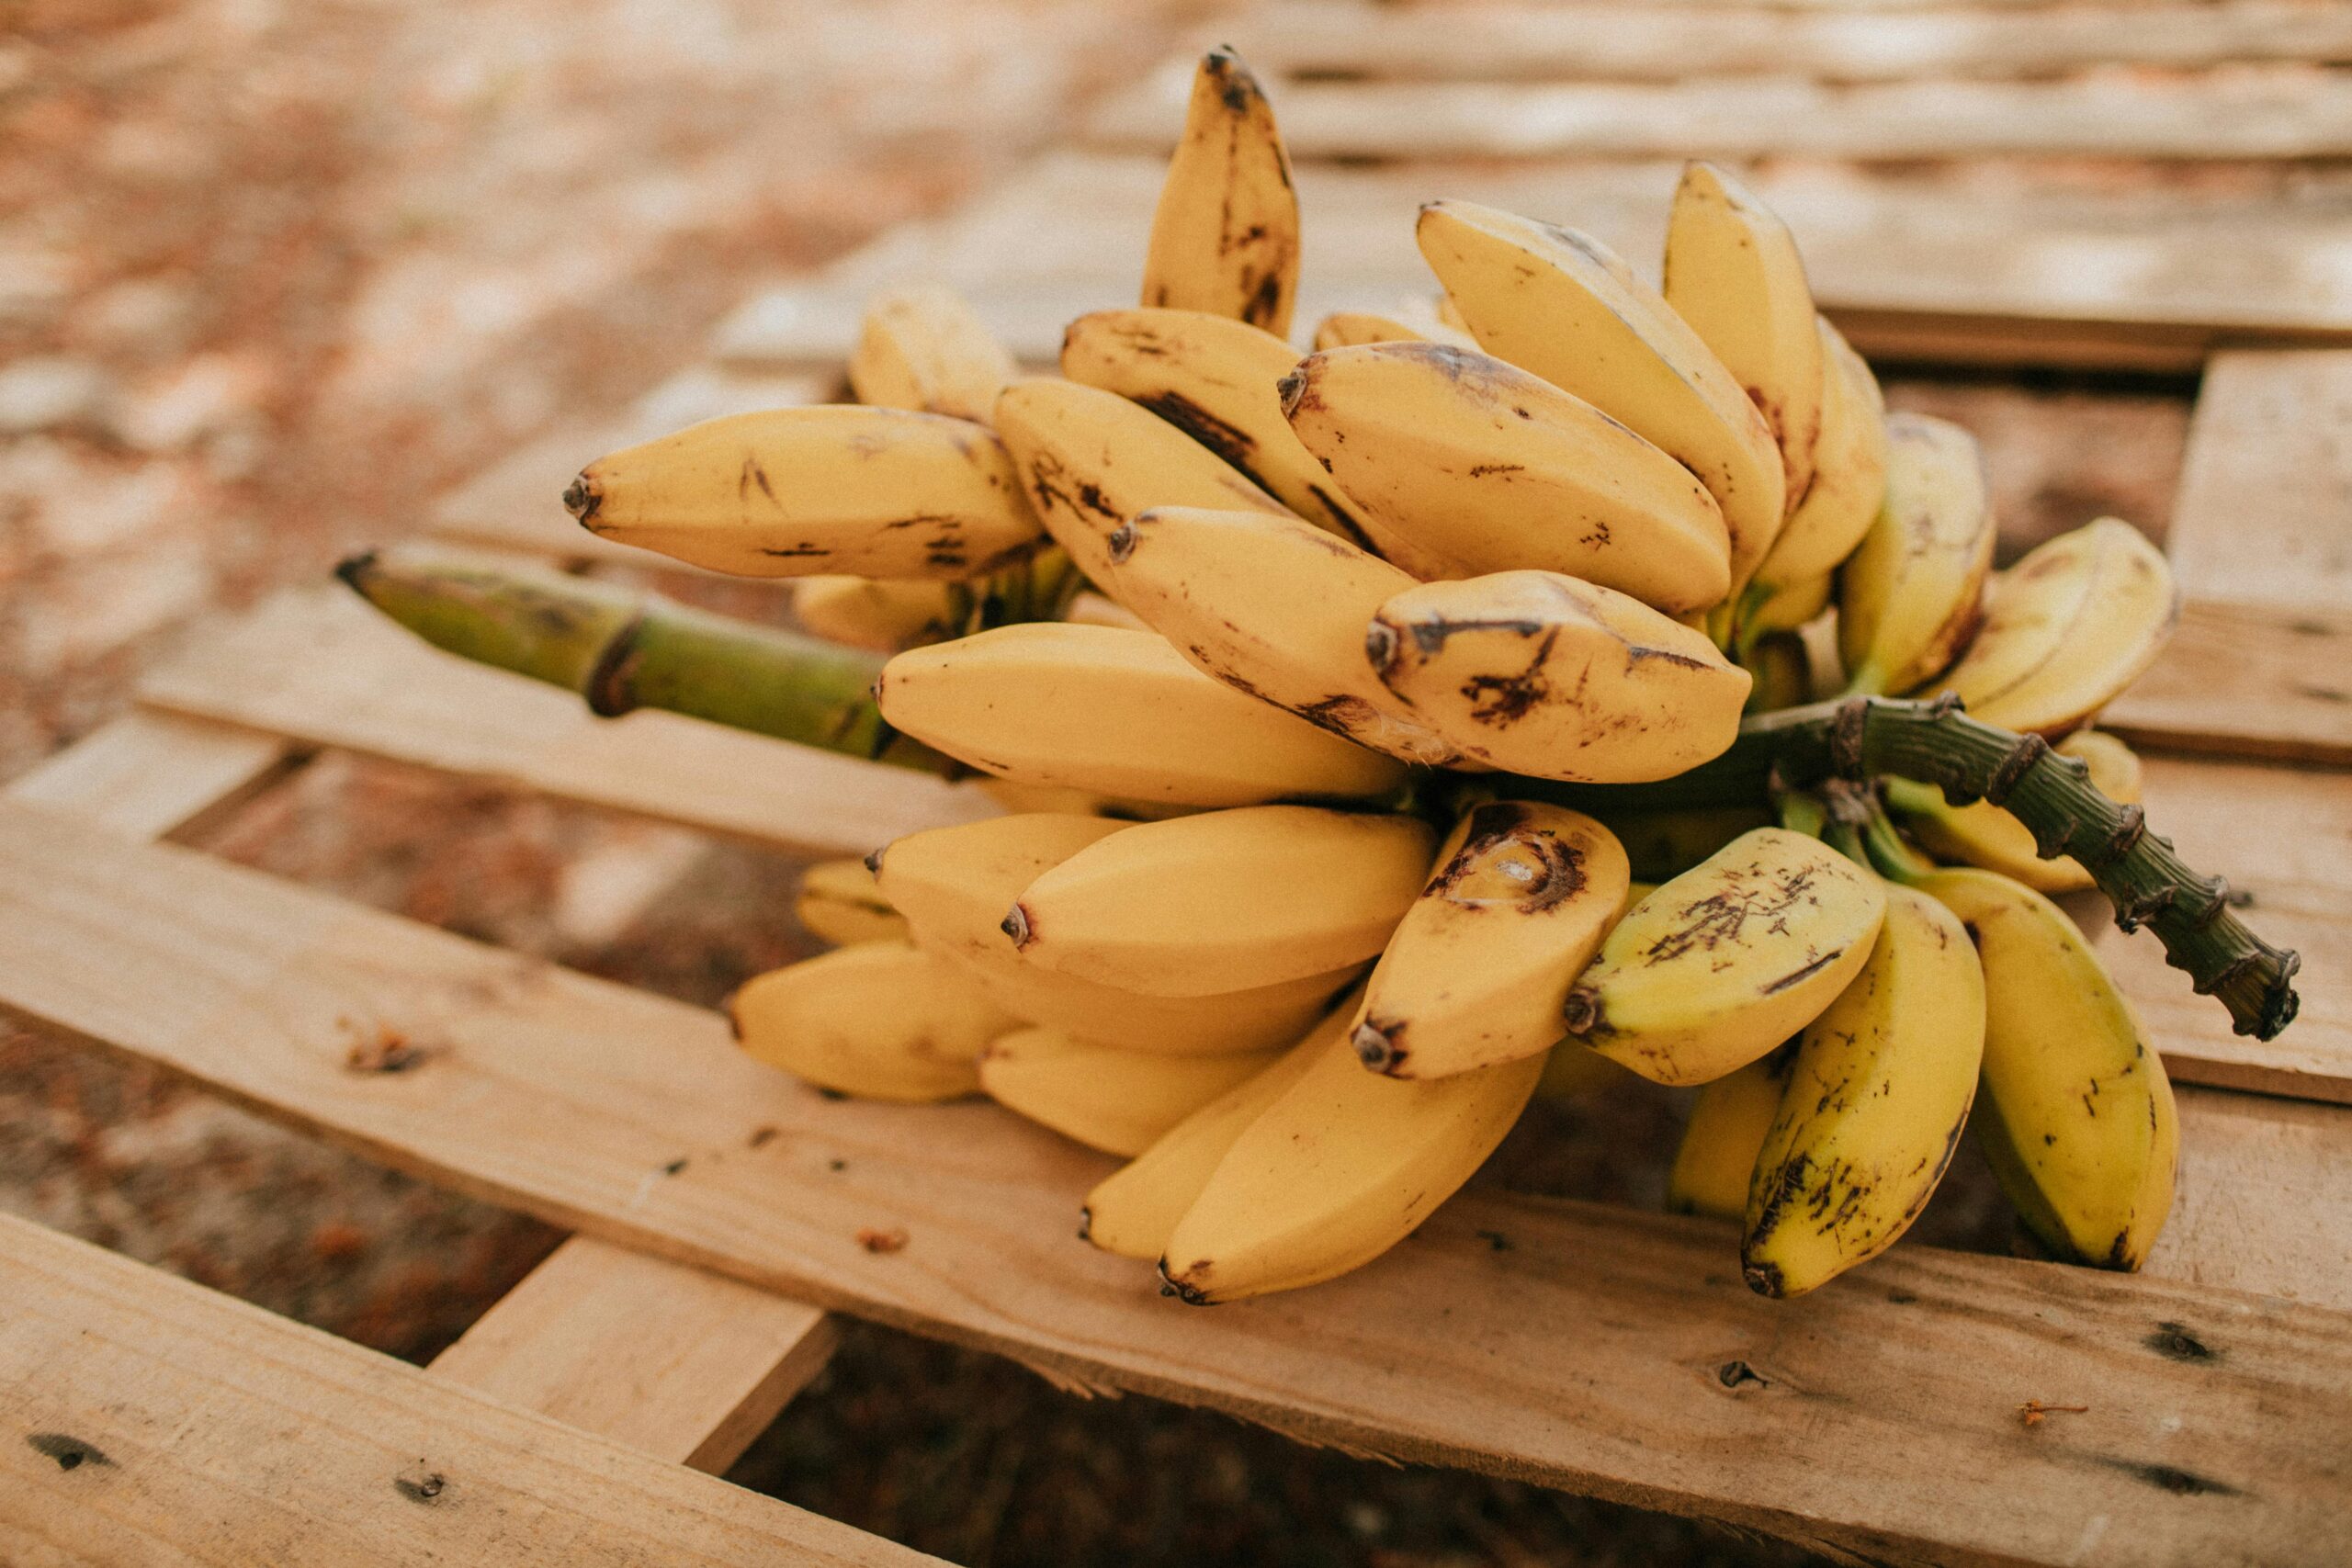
xmin=2018 ymin=1400 xmax=2089 ymax=1427
xmin=857 ymin=1225 xmax=910 ymax=1254
xmin=345 ymin=1025 xmax=430 ymax=1074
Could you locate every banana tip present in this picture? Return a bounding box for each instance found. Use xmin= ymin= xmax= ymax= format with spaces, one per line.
xmin=1155 ymin=1260 xmax=1214 ymax=1305
xmin=1741 ymin=1259 xmax=1787 ymax=1300
xmin=562 ymin=473 xmax=601 ymax=525
xmin=1275 ymin=367 xmax=1307 ymax=419
xmin=1560 ymin=987 xmax=1603 ymax=1037
xmin=1363 ymin=619 xmax=1399 ymax=677
xmin=1105 ymin=522 xmax=1137 ymax=565
xmin=333 ymin=549 xmax=379 ymax=595
xmin=1001 ymin=902 xmax=1035 ymax=949
xmin=1351 ymin=1021 xmax=1401 ymax=1074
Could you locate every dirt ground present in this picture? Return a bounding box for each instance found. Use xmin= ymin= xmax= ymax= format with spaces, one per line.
xmin=3 ymin=5 xmax=2192 ymax=1564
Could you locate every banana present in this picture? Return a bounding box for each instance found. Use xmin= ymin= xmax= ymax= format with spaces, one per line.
xmin=1007 ymin=805 xmax=1436 ymax=996
xmin=1102 ymin=505 xmax=1462 ymax=764
xmin=1886 ymin=728 xmax=2142 ymax=893
xmin=1929 ymin=517 xmax=2177 ymax=734
xmin=567 ymin=406 xmax=1042 ymax=580
xmin=795 ymin=857 xmax=908 ymax=947
xmin=1311 ymin=308 xmax=1476 ymax=352
xmin=727 ymin=939 xmax=1016 ymax=1102
xmin=1418 ymin=199 xmax=1785 ymax=591
xmin=875 ymin=623 xmax=1407 ymax=807
xmin=1280 ymin=343 xmax=1732 ymax=614
xmin=1666 ymin=1044 xmax=1793 ymax=1221
xmin=791 ymin=575 xmax=958 ymax=651
xmin=1744 ymin=319 xmax=1887 ymax=612
xmin=872 ymin=812 xmax=1129 ymax=958
xmin=1915 ymin=867 xmax=2177 ymax=1269
xmin=1365 ymin=570 xmax=1751 ymax=782
xmin=1158 ymin=1011 xmax=1545 ymax=1302
xmin=1591 ymin=805 xmax=1773 ymax=882
xmin=1061 ymin=590 xmax=1151 ymax=632
xmin=1353 ymin=802 xmax=1631 ymax=1079
xmin=1142 ymin=48 xmax=1299 ymax=336
xmin=1082 ymin=1002 xmax=1347 ymax=1260
xmin=847 ymin=284 xmax=1018 ymax=423
xmin=1566 ymin=828 xmax=1887 ymax=1086
xmin=1662 ymin=162 xmax=1824 ymax=525
xmin=1837 ymin=412 xmax=1996 ymax=694
xmin=1061 ymin=308 xmax=1380 ymax=548
xmin=992 ymin=377 xmax=1289 ymax=594
xmin=978 ymin=1028 xmax=1281 ymax=1156
xmin=1743 ymin=884 xmax=1985 ymax=1298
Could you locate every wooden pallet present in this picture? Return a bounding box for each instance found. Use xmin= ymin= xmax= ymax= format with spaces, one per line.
xmin=9 ymin=11 xmax=2352 ymax=1565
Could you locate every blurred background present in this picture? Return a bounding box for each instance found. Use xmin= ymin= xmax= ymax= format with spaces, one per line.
xmin=3 ymin=0 xmax=2329 ymax=1562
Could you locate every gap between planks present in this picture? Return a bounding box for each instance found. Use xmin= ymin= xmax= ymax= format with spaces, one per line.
xmin=4 ymin=708 xmax=843 ymax=1475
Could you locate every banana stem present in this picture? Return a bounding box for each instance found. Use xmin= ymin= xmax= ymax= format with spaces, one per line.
xmin=337 ymin=546 xmax=955 ymax=773
xmin=1511 ymin=695 xmax=2301 ymax=1040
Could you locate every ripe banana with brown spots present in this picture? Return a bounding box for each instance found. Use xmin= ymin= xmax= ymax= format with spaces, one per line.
xmin=728 ymin=939 xmax=1017 ymax=1102
xmin=791 ymin=575 xmax=958 ymax=651
xmin=1142 ymin=48 xmax=1299 ymax=336
xmin=1740 ymin=319 xmax=1886 ymax=625
xmin=1838 ymin=412 xmax=1996 ymax=695
xmin=1667 ymin=1044 xmax=1794 ymax=1221
xmin=978 ymin=1028 xmax=1282 ymax=1156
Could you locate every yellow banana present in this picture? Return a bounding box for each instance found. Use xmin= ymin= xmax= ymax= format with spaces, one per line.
xmin=795 ymin=858 xmax=908 ymax=947
xmin=1744 ymin=571 xmax=1833 ymax=639
xmin=876 ymin=623 xmax=1406 ymax=807
xmin=1280 ymin=343 xmax=1732 ymax=614
xmin=1929 ymin=516 xmax=2178 ymax=734
xmin=1354 ymin=802 xmax=1631 ymax=1079
xmin=1103 ymin=504 xmax=1462 ymax=765
xmin=567 ymin=406 xmax=1042 ymax=580
xmin=978 ymin=1028 xmax=1281 ymax=1156
xmin=1743 ymin=884 xmax=1985 ymax=1298
xmin=1838 ymin=412 xmax=1995 ymax=694
xmin=1418 ymin=199 xmax=1784 ymax=591
xmin=1666 ymin=1045 xmax=1793 ymax=1221
xmin=1566 ymin=828 xmax=1887 ymax=1086
xmin=1915 ymin=867 xmax=2177 ymax=1269
xmin=1745 ymin=319 xmax=1887 ymax=610
xmin=1007 ymin=805 xmax=1436 ymax=996
xmin=1310 ymin=309 xmax=1476 ymax=352
xmin=992 ymin=377 xmax=1288 ymax=593
xmin=1886 ymin=728 xmax=2142 ymax=893
xmin=1365 ymin=570 xmax=1751 ymax=782
xmin=791 ymin=575 xmax=958 ymax=651
xmin=1662 ymin=162 xmax=1824 ymax=527
xmin=1741 ymin=630 xmax=1813 ymax=713
xmin=1141 ymin=47 xmax=1299 ymax=336
xmin=871 ymin=812 xmax=1128 ymax=958
xmin=1159 ymin=1014 xmax=1545 ymax=1302
xmin=846 ymin=284 xmax=1018 ymax=423
xmin=1060 ymin=308 xmax=1379 ymax=547
xmin=727 ymin=939 xmax=1016 ymax=1102
xmin=1082 ymin=1002 xmax=1347 ymax=1259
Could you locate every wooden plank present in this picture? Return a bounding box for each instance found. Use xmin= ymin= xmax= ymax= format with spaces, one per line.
xmin=138 ymin=589 xmax=1000 ymax=860
xmin=4 ymin=709 xmax=300 ymax=843
xmin=429 ymin=1237 xmax=839 ymax=1473
xmin=1 ymin=802 xmax=2347 ymax=1567
xmin=1233 ymin=2 xmax=2352 ymax=84
xmin=1090 ymin=62 xmax=2352 ymax=162
xmin=0 ymin=1213 xmax=933 ymax=1567
xmin=2107 ymin=349 xmax=2352 ymax=760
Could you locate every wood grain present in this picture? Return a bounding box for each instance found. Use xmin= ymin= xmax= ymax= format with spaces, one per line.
xmin=138 ymin=589 xmax=1000 ymax=860
xmin=4 ymin=709 xmax=300 ymax=842
xmin=0 ymin=798 xmax=2346 ymax=1566
xmin=0 ymin=1213 xmax=933 ymax=1566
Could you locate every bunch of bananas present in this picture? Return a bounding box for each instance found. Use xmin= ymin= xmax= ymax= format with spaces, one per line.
xmin=352 ymin=50 xmax=2301 ymax=1305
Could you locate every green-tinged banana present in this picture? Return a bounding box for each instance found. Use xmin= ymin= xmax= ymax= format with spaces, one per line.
xmin=1915 ymin=867 xmax=2177 ymax=1269
xmin=1082 ymin=1003 xmax=1347 ymax=1259
xmin=727 ymin=939 xmax=1016 ymax=1102
xmin=992 ymin=377 xmax=1289 ymax=593
xmin=876 ymin=623 xmax=1406 ymax=807
xmin=1142 ymin=48 xmax=1299 ymax=335
xmin=1887 ymin=729 xmax=2142 ymax=893
xmin=1366 ymin=570 xmax=1751 ymax=782
xmin=795 ymin=858 xmax=907 ymax=947
xmin=1061 ymin=308 xmax=1378 ymax=547
xmin=1662 ymin=162 xmax=1824 ymax=525
xmin=1742 ymin=630 xmax=1812 ymax=713
xmin=792 ymin=575 xmax=958 ymax=651
xmin=1667 ymin=1044 xmax=1793 ymax=1220
xmin=1929 ymin=517 xmax=2178 ymax=734
xmin=1745 ymin=319 xmax=1886 ymax=612
xmin=1159 ymin=1016 xmax=1545 ymax=1302
xmin=1744 ymin=571 xmax=1833 ymax=639
xmin=1311 ymin=309 xmax=1476 ymax=352
xmin=847 ymin=284 xmax=1018 ymax=423
xmin=979 ymin=1028 xmax=1281 ymax=1156
xmin=1743 ymin=884 xmax=1985 ymax=1297
xmin=1838 ymin=412 xmax=1995 ymax=694
xmin=1280 ymin=343 xmax=1731 ymax=614
xmin=1566 ymin=828 xmax=1886 ymax=1086
xmin=1354 ymin=802 xmax=1631 ymax=1079
xmin=567 ymin=406 xmax=1041 ymax=580
xmin=1418 ymin=199 xmax=1785 ymax=589
xmin=1592 ymin=806 xmax=1774 ymax=882
xmin=1008 ymin=805 xmax=1436 ymax=997
xmin=1104 ymin=505 xmax=1462 ymax=765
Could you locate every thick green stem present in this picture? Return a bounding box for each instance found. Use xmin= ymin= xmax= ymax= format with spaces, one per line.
xmin=337 ymin=546 xmax=952 ymax=773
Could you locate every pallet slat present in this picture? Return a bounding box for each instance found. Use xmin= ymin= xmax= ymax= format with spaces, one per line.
xmin=5 ymin=710 xmax=300 ymax=843
xmin=0 ymin=1213 xmax=932 ymax=1567
xmin=1 ymin=800 xmax=2346 ymax=1567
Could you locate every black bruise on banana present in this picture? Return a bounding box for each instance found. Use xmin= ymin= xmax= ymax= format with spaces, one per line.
xmin=1638 ymin=861 xmax=1826 ymax=968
